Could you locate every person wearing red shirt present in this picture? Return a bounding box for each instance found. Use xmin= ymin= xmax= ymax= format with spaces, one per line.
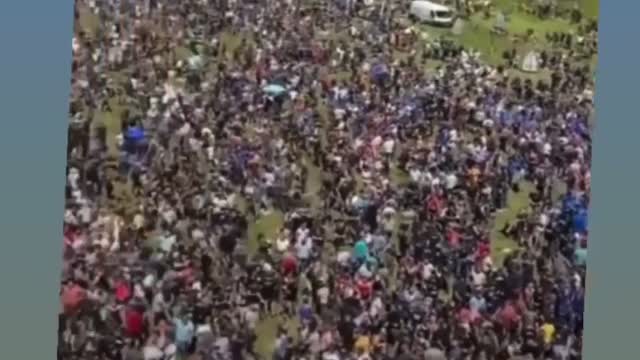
xmin=178 ymin=262 xmax=195 ymax=286
xmin=476 ymin=241 xmax=491 ymax=263
xmin=447 ymin=225 xmax=461 ymax=249
xmin=356 ymin=278 xmax=373 ymax=300
xmin=426 ymin=191 xmax=444 ymax=219
xmin=458 ymin=307 xmax=473 ymax=325
xmin=281 ymin=253 xmax=298 ymax=277
xmin=124 ymin=304 xmax=145 ymax=339
xmin=115 ymin=279 xmax=132 ymax=304
xmin=496 ymin=300 xmax=521 ymax=332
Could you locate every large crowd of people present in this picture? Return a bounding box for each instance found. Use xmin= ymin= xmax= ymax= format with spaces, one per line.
xmin=59 ymin=0 xmax=595 ymax=359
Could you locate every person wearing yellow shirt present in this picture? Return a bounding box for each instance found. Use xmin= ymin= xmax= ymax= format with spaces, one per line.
xmin=541 ymin=321 xmax=555 ymax=346
xmin=355 ymin=334 xmax=372 ymax=354
xmin=354 ymin=331 xmax=384 ymax=357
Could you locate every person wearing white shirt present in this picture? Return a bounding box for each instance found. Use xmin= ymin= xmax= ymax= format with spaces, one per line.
xmin=370 ymin=296 xmax=384 ymax=318
xmin=421 ymin=261 xmax=435 ymax=281
xmin=152 ymin=291 xmax=167 ymax=314
xmin=243 ymin=305 xmax=259 ymax=330
xmin=430 ymin=174 xmax=441 ymax=188
xmin=143 ymin=343 xmax=164 ymax=360
xmin=449 ymin=129 xmax=459 ymax=142
xmin=276 ymin=234 xmax=290 ymax=253
xmin=143 ymin=273 xmax=155 ymax=289
xmin=133 ymin=282 xmax=145 ymax=300
xmin=317 ymin=286 xmax=330 ymax=308
xmin=471 ymin=266 xmax=486 ymax=288
xmin=307 ymin=330 xmax=323 ymax=355
xmin=296 ymin=226 xmax=309 ymax=243
xmin=358 ymin=263 xmax=373 ymax=278
xmin=68 ymin=167 xmax=80 ymax=190
xmin=64 ymin=209 xmax=78 ymax=226
xmin=337 ymin=250 xmax=351 ymax=265
xmin=445 ymin=172 xmax=458 ymax=190
xmin=264 ymin=171 xmax=276 ymax=187
xmin=409 ymin=167 xmax=423 ymax=184
xmin=322 ymin=351 xmax=340 ymax=360
xmin=382 ymin=137 xmax=394 ymax=155
xmin=296 ymin=236 xmax=313 ymax=265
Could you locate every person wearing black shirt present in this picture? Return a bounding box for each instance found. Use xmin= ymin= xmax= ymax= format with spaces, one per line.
xmin=362 ymin=203 xmax=379 ymax=232
xmin=219 ymin=229 xmax=237 ymax=259
xmin=200 ymin=252 xmax=212 ymax=285
xmin=244 ymin=277 xmax=262 ymax=309
xmin=230 ymin=331 xmax=245 ymax=360
xmin=260 ymin=270 xmax=278 ymax=314
xmin=306 ymin=270 xmax=321 ymax=313
xmin=282 ymin=278 xmax=298 ymax=317
xmin=452 ymin=278 xmax=470 ymax=306
xmin=521 ymin=322 xmax=542 ymax=359
xmin=338 ymin=314 xmax=355 ymax=352
xmin=192 ymin=298 xmax=212 ymax=327
xmin=385 ymin=305 xmax=402 ymax=346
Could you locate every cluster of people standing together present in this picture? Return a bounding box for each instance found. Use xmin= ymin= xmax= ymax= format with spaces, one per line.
xmin=60 ymin=0 xmax=594 ymax=359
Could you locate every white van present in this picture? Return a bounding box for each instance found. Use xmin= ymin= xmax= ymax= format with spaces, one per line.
xmin=409 ymin=1 xmax=455 ymax=27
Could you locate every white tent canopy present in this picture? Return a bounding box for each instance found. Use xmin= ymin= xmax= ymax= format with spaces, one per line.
xmin=451 ymin=18 xmax=465 ymax=35
xmin=521 ymin=51 xmax=541 ymax=73
xmin=495 ymin=11 xmax=507 ymax=31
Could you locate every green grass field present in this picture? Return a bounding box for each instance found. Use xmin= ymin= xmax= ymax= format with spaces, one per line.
xmin=418 ymin=0 xmax=598 ymax=67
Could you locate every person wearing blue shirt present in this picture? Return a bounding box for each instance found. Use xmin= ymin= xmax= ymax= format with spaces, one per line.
xmin=173 ymin=313 xmax=195 ymax=355
xmin=556 ymin=287 xmax=574 ymax=331
xmin=571 ymin=287 xmax=585 ymax=334
xmin=469 ymin=291 xmax=486 ymax=314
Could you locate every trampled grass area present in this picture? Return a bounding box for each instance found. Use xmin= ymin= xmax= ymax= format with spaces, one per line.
xmin=490 ymin=181 xmax=534 ymax=265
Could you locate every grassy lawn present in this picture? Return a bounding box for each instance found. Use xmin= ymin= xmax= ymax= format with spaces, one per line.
xmin=580 ymin=0 xmax=599 ymax=19
xmin=247 ymin=211 xmax=285 ymax=254
xmin=490 ymin=182 xmax=534 ymax=265
xmin=417 ymin=0 xmax=598 ymax=67
xmin=421 ymin=14 xmax=573 ymax=64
